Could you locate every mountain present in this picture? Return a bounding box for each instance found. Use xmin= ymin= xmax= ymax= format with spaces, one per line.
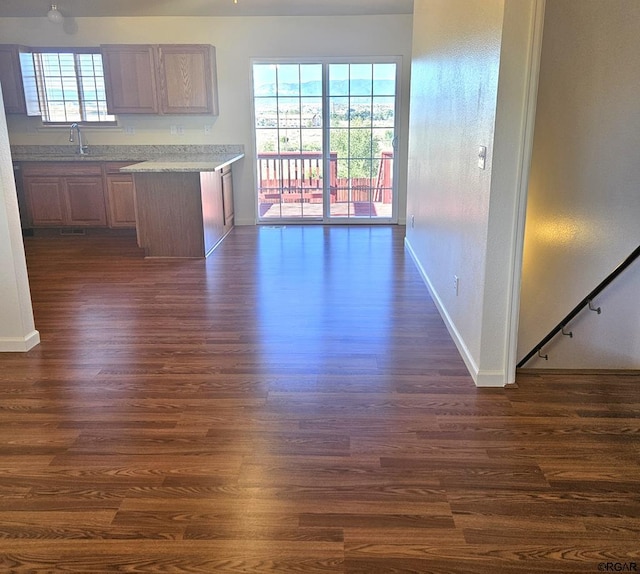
xmin=255 ymin=79 xmax=395 ymax=97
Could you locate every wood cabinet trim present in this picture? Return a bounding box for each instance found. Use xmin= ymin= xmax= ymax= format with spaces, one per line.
xmin=221 ymin=168 xmax=234 ymax=228
xmin=0 ymin=44 xmax=27 ymax=114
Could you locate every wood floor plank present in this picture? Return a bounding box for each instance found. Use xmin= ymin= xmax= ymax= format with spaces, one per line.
xmin=0 ymin=539 xmax=345 ymax=573
xmin=0 ymin=226 xmax=637 ymax=572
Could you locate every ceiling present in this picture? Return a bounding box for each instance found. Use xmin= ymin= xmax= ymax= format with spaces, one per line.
xmin=0 ymin=0 xmax=414 ymax=18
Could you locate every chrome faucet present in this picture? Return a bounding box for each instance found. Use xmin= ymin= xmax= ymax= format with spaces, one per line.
xmin=69 ymin=123 xmax=88 ymax=155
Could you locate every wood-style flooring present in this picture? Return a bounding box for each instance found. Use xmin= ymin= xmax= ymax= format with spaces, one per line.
xmin=0 ymin=225 xmax=638 ymax=573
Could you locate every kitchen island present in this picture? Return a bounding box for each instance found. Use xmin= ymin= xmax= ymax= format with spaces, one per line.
xmin=122 ymin=153 xmax=243 ymax=258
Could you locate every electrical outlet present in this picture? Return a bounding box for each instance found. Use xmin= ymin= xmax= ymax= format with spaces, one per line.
xmin=454 ymin=275 xmax=459 ymax=296
xmin=176 ymin=125 xmax=184 ymax=135
xmin=124 ymin=126 xmax=135 ymax=135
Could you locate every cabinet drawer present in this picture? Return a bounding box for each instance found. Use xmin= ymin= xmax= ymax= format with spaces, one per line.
xmin=22 ymin=162 xmax=103 ymax=177
xmin=104 ymin=162 xmax=138 ymax=175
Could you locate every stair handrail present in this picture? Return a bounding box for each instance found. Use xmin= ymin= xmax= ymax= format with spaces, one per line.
xmin=517 ymin=244 xmax=640 ymax=368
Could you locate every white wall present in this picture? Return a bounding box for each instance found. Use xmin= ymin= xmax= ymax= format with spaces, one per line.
xmin=518 ymin=0 xmax=640 ymax=369
xmin=0 ymin=14 xmax=413 ymax=225
xmin=405 ymin=0 xmax=540 ymax=386
xmin=0 ymin=83 xmax=39 ymax=352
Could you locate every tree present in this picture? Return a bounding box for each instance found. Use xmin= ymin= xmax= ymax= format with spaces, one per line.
xmin=330 ymin=118 xmax=381 ymax=179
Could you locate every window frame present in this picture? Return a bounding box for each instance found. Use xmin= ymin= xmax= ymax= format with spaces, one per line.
xmin=20 ymin=46 xmax=116 ymax=126
xmin=251 ymin=56 xmax=402 ymax=224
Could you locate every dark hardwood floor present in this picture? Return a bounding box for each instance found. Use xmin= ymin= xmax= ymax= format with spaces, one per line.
xmin=0 ymin=225 xmax=638 ymax=573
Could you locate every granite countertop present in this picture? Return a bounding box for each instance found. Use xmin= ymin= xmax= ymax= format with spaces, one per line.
xmin=121 ymin=153 xmax=244 ymax=173
xmin=11 ymin=145 xmax=245 ymax=170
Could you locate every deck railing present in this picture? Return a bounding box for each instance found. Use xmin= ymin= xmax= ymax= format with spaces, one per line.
xmin=257 ymin=151 xmax=393 ymax=205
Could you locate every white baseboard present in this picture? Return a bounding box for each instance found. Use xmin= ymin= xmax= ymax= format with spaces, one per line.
xmin=234 ymin=218 xmax=256 ymax=226
xmin=0 ymin=330 xmax=40 ymax=352
xmin=404 ymin=238 xmax=507 ymax=387
xmin=474 ymin=370 xmax=509 ymax=387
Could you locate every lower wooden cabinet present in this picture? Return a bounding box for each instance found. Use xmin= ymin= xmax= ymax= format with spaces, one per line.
xmin=21 ymin=162 xmax=138 ymax=229
xmin=24 ymin=177 xmax=66 ymax=226
xmin=23 ymin=163 xmax=107 ymax=227
xmin=64 ymin=177 xmax=108 ymax=226
xmin=104 ymin=163 xmax=137 ymax=228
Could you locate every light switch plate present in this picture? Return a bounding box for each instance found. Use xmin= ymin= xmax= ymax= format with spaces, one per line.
xmin=478 ymin=146 xmax=487 ymax=170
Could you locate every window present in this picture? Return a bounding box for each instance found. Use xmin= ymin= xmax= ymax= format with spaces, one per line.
xmin=252 ymin=59 xmax=399 ymax=222
xmin=20 ymin=49 xmax=115 ymax=123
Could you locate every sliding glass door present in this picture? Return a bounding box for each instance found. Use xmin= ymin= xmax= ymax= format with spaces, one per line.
xmin=253 ymin=59 xmax=399 ymax=223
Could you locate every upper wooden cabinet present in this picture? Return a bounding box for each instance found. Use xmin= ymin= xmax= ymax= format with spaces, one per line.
xmin=101 ymin=45 xmax=159 ymax=114
xmin=0 ymin=45 xmax=27 ymax=114
xmin=157 ymin=45 xmax=218 ymax=115
xmin=101 ymin=44 xmax=218 ymax=115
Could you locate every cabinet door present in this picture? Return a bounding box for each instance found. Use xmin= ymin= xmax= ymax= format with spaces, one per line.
xmin=101 ymin=45 xmax=159 ymax=114
xmin=0 ymin=45 xmax=26 ymax=114
xmin=64 ymin=177 xmax=107 ymax=226
xmin=221 ymin=167 xmax=234 ymax=230
xmin=200 ymin=171 xmax=224 ymax=255
xmin=24 ymin=177 xmax=65 ymax=226
xmin=106 ymin=174 xmax=137 ymax=228
xmin=157 ymin=45 xmax=218 ymax=115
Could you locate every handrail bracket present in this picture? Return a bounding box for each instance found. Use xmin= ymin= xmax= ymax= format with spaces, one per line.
xmin=587 ymin=299 xmax=602 ymax=314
